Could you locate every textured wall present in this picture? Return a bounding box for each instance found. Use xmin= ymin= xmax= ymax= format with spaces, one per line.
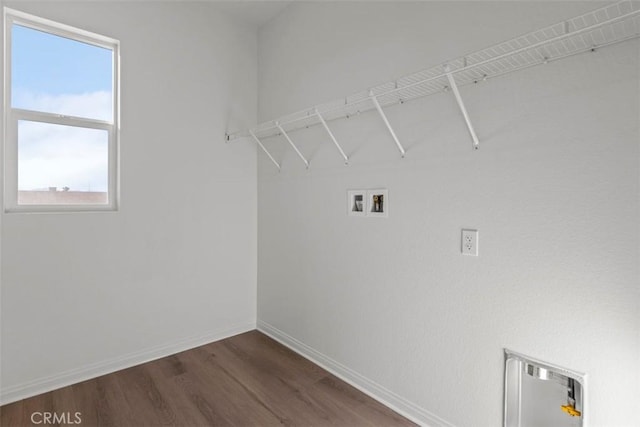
xmin=1 ymin=1 xmax=258 ymax=401
xmin=257 ymin=2 xmax=639 ymax=426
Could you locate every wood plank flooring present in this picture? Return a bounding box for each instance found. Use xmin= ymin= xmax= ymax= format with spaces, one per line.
xmin=0 ymin=330 xmax=415 ymax=427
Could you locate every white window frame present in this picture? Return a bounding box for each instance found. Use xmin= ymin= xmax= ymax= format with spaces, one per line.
xmin=3 ymin=7 xmax=120 ymax=213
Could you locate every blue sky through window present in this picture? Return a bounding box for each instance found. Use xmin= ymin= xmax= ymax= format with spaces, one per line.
xmin=12 ymin=24 xmax=112 ymax=101
xmin=12 ymin=23 xmax=113 ymax=194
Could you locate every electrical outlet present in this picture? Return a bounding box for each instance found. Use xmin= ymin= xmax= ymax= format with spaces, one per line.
xmin=461 ymin=229 xmax=478 ymax=256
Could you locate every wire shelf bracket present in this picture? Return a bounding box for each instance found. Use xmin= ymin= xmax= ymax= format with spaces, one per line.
xmin=315 ymin=108 xmax=349 ymax=165
xmin=249 ymin=129 xmax=280 ymax=170
xmin=276 ymin=122 xmax=309 ymax=168
xmin=228 ymin=1 xmax=640 ymax=170
xmin=370 ymin=90 xmax=406 ymax=158
xmin=444 ymin=65 xmax=480 ymax=150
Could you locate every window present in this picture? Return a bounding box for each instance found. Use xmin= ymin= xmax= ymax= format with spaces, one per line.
xmin=3 ymin=8 xmax=119 ymax=212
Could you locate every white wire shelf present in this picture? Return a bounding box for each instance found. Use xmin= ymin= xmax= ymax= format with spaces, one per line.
xmin=227 ymin=1 xmax=640 ymax=167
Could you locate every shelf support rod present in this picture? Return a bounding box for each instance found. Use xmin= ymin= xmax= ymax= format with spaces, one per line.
xmin=444 ymin=65 xmax=480 ymax=150
xmin=249 ymin=130 xmax=281 ymax=170
xmin=369 ymin=91 xmax=406 ymax=158
xmin=276 ymin=122 xmax=309 ymax=168
xmin=315 ymin=108 xmax=349 ymax=165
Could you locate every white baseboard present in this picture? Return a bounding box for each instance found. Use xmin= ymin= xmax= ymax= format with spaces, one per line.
xmin=0 ymin=320 xmax=256 ymax=406
xmin=257 ymin=320 xmax=455 ymax=427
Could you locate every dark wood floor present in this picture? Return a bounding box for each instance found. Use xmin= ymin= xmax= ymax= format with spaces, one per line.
xmin=0 ymin=331 xmax=415 ymax=426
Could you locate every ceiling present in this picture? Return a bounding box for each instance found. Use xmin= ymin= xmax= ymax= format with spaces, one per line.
xmin=212 ymin=1 xmax=292 ymax=28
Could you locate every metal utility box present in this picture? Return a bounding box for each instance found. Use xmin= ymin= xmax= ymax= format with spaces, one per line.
xmin=504 ymin=350 xmax=585 ymax=427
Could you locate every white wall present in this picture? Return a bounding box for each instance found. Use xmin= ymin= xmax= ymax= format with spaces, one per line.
xmin=0 ymin=1 xmax=258 ymax=403
xmin=257 ymin=2 xmax=639 ymax=426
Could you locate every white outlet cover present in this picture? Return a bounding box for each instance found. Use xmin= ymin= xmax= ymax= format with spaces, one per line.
xmin=462 ymin=229 xmax=478 ymax=256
